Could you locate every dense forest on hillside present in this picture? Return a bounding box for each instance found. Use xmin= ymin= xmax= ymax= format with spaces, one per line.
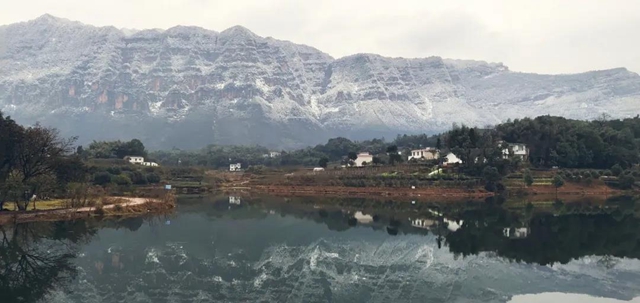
xmin=498 ymin=116 xmax=640 ymax=169
xmin=148 ymin=116 xmax=640 ymax=171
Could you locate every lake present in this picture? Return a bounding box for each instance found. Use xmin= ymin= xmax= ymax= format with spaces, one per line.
xmin=2 ymin=195 xmax=640 ymax=303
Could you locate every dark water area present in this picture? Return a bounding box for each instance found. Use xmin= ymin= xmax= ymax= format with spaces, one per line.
xmin=2 ymin=195 xmax=640 ymax=303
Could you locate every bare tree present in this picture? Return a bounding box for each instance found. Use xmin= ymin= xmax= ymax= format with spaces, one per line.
xmin=12 ymin=125 xmax=76 ymax=210
xmin=16 ymin=125 xmax=75 ymax=183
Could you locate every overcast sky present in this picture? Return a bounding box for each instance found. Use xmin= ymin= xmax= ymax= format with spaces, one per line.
xmin=2 ymin=0 xmax=639 ymax=74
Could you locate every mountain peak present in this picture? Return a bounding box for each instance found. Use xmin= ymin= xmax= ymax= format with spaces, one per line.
xmin=33 ymin=14 xmax=67 ymax=23
xmin=1 ymin=15 xmax=640 ymax=149
xmin=165 ymin=25 xmax=217 ymax=36
xmin=27 ymin=14 xmax=81 ymax=28
xmin=220 ymin=25 xmax=258 ymax=38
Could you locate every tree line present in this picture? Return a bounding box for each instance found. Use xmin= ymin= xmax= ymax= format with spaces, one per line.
xmin=497 ymin=115 xmax=640 ymax=169
xmin=0 ymin=113 xmax=87 ymax=210
xmin=79 ymin=139 xmax=148 ymax=160
xmin=148 ymin=115 xmax=640 ymax=174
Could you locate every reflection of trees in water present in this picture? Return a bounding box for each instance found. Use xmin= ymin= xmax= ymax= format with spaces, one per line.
xmin=0 ymin=217 xmax=159 ymax=302
xmin=0 ymin=221 xmax=98 ymax=302
xmin=182 ymin=195 xmax=640 ymax=266
xmin=259 ymin=196 xmax=640 ymax=266
xmin=444 ymin=205 xmax=640 ymax=266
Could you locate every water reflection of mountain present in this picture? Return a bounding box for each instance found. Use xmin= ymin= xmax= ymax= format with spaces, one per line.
xmin=181 ymin=195 xmax=640 ymax=266
xmin=2 ymin=195 xmax=639 ymax=303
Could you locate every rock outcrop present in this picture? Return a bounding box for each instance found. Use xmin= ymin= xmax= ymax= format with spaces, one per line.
xmin=1 ymin=15 xmax=639 ymax=148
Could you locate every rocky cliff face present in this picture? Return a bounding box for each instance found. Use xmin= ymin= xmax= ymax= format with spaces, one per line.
xmin=1 ymin=15 xmax=640 ymax=148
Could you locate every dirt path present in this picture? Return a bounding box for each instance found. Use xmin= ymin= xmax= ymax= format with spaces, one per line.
xmin=74 ymin=197 xmax=150 ymax=212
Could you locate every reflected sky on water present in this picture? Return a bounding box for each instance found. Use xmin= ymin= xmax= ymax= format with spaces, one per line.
xmin=2 ymin=195 xmax=640 ymax=303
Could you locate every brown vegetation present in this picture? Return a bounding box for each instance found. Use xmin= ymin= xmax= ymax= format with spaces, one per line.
xmin=0 ymin=195 xmax=176 ymax=225
xmin=252 ymin=185 xmax=492 ymax=200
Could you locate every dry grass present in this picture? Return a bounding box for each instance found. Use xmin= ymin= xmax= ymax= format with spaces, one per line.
xmin=6 ymin=199 xmax=69 ymax=211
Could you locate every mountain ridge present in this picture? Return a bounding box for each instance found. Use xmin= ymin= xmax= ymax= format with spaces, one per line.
xmin=1 ymin=14 xmax=639 ymax=149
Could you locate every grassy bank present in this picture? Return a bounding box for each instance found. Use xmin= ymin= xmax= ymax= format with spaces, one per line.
xmin=0 ymin=194 xmax=176 ymax=226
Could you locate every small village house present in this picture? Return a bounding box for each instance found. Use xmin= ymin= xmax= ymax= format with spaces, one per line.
xmin=410 ymin=218 xmax=435 ymax=229
xmin=124 ymin=156 xmax=145 ymax=165
xmin=501 ymin=142 xmax=529 ymax=161
xmin=354 ymin=152 xmax=373 ymax=167
xmin=503 ymin=227 xmax=530 ymax=239
xmin=354 ymin=211 xmax=374 ymax=224
xmin=269 ymin=151 xmax=281 ymax=158
xmin=443 ymin=152 xmax=462 ymax=166
xmin=229 ymin=163 xmax=242 ymax=172
xmin=408 ymin=148 xmax=439 ymax=161
xmin=263 ymin=151 xmax=282 ymax=158
xmin=124 ymin=156 xmax=159 ymax=167
xmin=229 ymin=196 xmax=241 ymax=205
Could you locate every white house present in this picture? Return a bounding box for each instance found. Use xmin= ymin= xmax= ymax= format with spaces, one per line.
xmin=444 ymin=218 xmax=463 ymax=232
xmin=263 ymin=151 xmax=282 ymax=158
xmin=354 ymin=152 xmax=374 ymax=167
xmin=410 ymin=218 xmax=435 ymax=229
xmin=502 ymin=142 xmax=529 ymax=161
xmin=443 ymin=152 xmax=462 ymax=166
xmin=354 ymin=211 xmax=374 ymax=224
xmin=269 ymin=151 xmax=281 ymax=158
xmin=229 ymin=196 xmax=241 ymax=205
xmin=503 ymin=227 xmax=530 ymax=239
xmin=142 ymin=162 xmax=159 ymax=167
xmin=230 ymin=163 xmax=242 ymax=172
xmin=124 ymin=156 xmax=144 ymax=165
xmin=408 ymin=148 xmax=439 ymax=161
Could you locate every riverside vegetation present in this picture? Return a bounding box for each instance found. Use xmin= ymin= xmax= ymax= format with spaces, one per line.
xmin=151 ymin=115 xmax=640 ymax=196
xmin=2 ymin=112 xmax=639 ymax=222
xmin=0 ymin=112 xmax=176 ymax=223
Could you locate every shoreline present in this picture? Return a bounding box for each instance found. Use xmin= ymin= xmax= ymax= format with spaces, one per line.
xmin=248 ymin=185 xmax=493 ymax=200
xmin=230 ymin=183 xmax=625 ymax=200
xmin=0 ymin=197 xmax=175 ymax=226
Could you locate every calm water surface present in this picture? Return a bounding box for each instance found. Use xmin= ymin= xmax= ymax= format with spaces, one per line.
xmin=2 ymin=195 xmax=640 ymax=303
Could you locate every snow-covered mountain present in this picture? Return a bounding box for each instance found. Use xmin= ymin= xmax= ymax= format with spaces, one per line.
xmin=1 ymin=14 xmax=639 ymax=149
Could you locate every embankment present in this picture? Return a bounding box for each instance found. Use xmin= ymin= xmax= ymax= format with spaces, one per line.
xmin=250 ymin=185 xmax=493 ymax=200
xmin=0 ymin=197 xmax=175 ymax=225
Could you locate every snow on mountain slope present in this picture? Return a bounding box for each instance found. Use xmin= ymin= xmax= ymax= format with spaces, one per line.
xmin=1 ymin=15 xmax=639 ymax=148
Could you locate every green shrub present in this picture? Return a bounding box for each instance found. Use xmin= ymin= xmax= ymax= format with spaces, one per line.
xmin=130 ymin=171 xmax=148 ymax=185
xmin=93 ymin=172 xmax=112 ymax=185
xmin=611 ymin=164 xmax=623 ymax=176
xmin=106 ymin=166 xmax=121 ymax=175
xmin=146 ymin=173 xmax=161 ymax=184
xmin=619 ymin=175 xmax=635 ymax=190
xmin=112 ymin=174 xmax=132 ymax=186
